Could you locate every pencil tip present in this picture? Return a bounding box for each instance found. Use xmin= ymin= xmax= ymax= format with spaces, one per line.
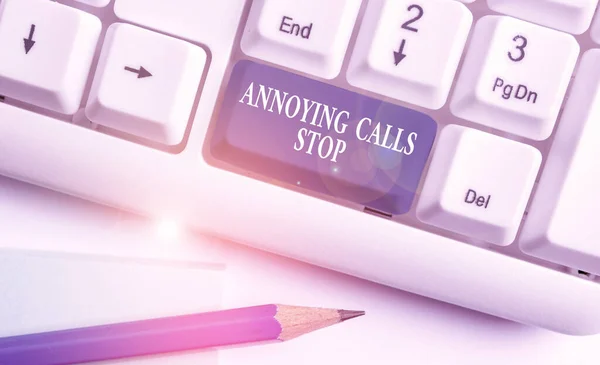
xmin=338 ymin=309 xmax=366 ymax=322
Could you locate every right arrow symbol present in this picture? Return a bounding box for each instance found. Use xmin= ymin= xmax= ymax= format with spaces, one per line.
xmin=393 ymin=39 xmax=407 ymax=66
xmin=124 ymin=66 xmax=152 ymax=79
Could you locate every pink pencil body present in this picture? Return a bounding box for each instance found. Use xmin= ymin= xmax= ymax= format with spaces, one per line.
xmin=0 ymin=305 xmax=281 ymax=365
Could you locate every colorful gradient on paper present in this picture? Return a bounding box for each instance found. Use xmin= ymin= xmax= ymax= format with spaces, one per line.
xmin=211 ymin=60 xmax=437 ymax=214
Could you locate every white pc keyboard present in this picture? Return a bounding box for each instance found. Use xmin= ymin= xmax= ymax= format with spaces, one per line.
xmin=1 ymin=0 xmax=600 ymax=335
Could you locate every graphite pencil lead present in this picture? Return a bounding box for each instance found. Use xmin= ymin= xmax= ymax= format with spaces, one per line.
xmin=338 ymin=310 xmax=366 ymax=322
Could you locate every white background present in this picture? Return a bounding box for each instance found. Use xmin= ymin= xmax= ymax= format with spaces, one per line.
xmin=0 ymin=175 xmax=599 ymax=365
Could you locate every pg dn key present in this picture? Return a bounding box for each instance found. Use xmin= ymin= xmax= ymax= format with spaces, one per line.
xmin=450 ymin=16 xmax=579 ymax=141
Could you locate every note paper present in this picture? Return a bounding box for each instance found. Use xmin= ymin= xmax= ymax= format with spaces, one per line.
xmin=0 ymin=249 xmax=224 ymax=364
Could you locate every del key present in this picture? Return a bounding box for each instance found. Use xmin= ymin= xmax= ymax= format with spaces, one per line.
xmin=417 ymin=125 xmax=541 ymax=245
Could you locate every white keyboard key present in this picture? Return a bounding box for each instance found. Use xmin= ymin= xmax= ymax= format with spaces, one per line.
xmin=0 ymin=0 xmax=101 ymax=114
xmin=240 ymin=0 xmax=361 ymax=79
xmin=590 ymin=6 xmax=600 ymax=44
xmin=487 ymin=0 xmax=599 ymax=34
xmin=417 ymin=125 xmax=541 ymax=245
xmin=519 ymin=49 xmax=600 ymax=275
xmin=450 ymin=16 xmax=579 ymax=141
xmin=458 ymin=0 xmax=476 ymax=3
xmin=347 ymin=0 xmax=472 ymax=109
xmin=114 ymin=0 xmax=246 ymax=49
xmin=74 ymin=0 xmax=111 ymax=7
xmin=86 ymin=24 xmax=206 ymax=145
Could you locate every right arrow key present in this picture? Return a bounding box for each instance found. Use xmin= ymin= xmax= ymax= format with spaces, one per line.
xmin=347 ymin=0 xmax=472 ymax=110
xmin=86 ymin=23 xmax=206 ymax=146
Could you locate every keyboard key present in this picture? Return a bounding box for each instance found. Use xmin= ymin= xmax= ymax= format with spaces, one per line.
xmin=74 ymin=0 xmax=111 ymax=6
xmin=347 ymin=0 xmax=472 ymax=109
xmin=590 ymin=6 xmax=600 ymax=44
xmin=86 ymin=23 xmax=206 ymax=145
xmin=211 ymin=60 xmax=437 ymax=215
xmin=487 ymin=0 xmax=599 ymax=34
xmin=450 ymin=16 xmax=579 ymax=141
xmin=0 ymin=0 xmax=101 ymax=114
xmin=417 ymin=125 xmax=540 ymax=245
xmin=519 ymin=49 xmax=600 ymax=275
xmin=114 ymin=0 xmax=246 ymax=49
xmin=240 ymin=0 xmax=361 ymax=79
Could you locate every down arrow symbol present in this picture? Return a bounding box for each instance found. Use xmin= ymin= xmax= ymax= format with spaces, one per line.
xmin=23 ymin=24 xmax=36 ymax=54
xmin=394 ymin=39 xmax=407 ymax=66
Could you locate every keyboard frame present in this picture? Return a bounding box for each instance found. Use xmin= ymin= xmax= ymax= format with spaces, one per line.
xmin=0 ymin=0 xmax=599 ymax=335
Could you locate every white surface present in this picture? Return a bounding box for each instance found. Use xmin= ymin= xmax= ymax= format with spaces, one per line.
xmin=520 ymin=49 xmax=600 ymax=277
xmin=450 ymin=15 xmax=579 ymax=140
xmin=241 ymin=0 xmax=361 ymax=79
xmin=1 ymin=176 xmax=600 ymax=364
xmin=347 ymin=0 xmax=472 ymax=109
xmin=0 ymin=0 xmax=101 ymax=114
xmin=487 ymin=0 xmax=599 ymax=34
xmin=1 ymin=100 xmax=600 ymax=335
xmin=0 ymin=249 xmax=222 ymax=365
xmin=86 ymin=23 xmax=205 ymax=145
xmin=417 ymin=125 xmax=540 ymax=245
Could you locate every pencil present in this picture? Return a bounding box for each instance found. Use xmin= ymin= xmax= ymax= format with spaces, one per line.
xmin=0 ymin=304 xmax=365 ymax=365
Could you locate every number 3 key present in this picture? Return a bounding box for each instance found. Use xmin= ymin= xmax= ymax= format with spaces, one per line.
xmin=450 ymin=16 xmax=579 ymax=141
